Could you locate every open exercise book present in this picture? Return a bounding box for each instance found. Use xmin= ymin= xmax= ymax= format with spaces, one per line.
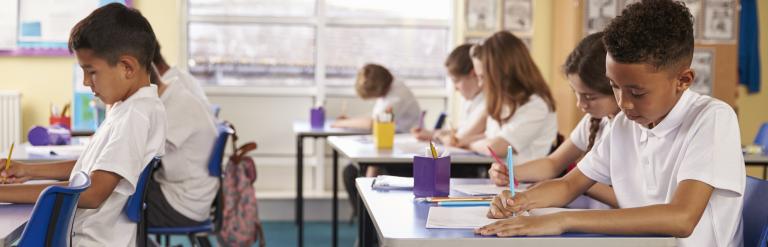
xmin=426 ymin=206 xmax=586 ymax=229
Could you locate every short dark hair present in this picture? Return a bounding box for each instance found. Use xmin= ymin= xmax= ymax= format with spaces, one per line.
xmin=445 ymin=44 xmax=474 ymax=77
xmin=603 ymin=0 xmax=694 ymax=71
xmin=68 ymin=3 xmax=158 ymax=71
xmin=564 ymin=32 xmax=612 ymax=96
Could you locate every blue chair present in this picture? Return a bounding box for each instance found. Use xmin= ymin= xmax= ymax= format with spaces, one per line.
xmin=210 ymin=104 xmax=221 ymax=118
xmin=17 ymin=171 xmax=91 ymax=247
xmin=147 ymin=122 xmax=233 ymax=247
xmin=123 ymin=157 xmax=162 ymax=247
xmin=744 ymin=176 xmax=768 ymax=247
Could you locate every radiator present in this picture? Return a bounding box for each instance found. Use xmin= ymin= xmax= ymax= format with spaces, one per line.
xmin=0 ymin=91 xmax=21 ymax=152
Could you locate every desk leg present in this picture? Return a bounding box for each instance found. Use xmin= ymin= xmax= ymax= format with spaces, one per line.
xmin=358 ymin=192 xmax=376 ymax=247
xmin=332 ymin=149 xmax=339 ymax=247
xmin=296 ymin=135 xmax=304 ymax=247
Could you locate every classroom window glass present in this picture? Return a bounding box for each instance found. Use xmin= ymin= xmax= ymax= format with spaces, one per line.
xmin=186 ymin=0 xmax=452 ymax=88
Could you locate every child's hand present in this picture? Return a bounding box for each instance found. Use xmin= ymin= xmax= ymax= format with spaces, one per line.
xmin=487 ymin=190 xmax=531 ymax=219
xmin=410 ymin=128 xmax=432 ymax=141
xmin=0 ymin=159 xmax=32 ymax=184
xmin=475 ymin=213 xmax=565 ymax=237
xmin=488 ymin=162 xmax=509 ymax=186
xmin=336 ymin=115 xmax=348 ymax=120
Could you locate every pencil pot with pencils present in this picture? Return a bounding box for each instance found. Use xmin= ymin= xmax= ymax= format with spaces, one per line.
xmin=49 ymin=115 xmax=71 ymax=130
xmin=373 ymin=121 xmax=395 ymax=149
xmin=413 ymin=155 xmax=451 ymax=197
xmin=310 ymin=107 xmax=325 ymax=129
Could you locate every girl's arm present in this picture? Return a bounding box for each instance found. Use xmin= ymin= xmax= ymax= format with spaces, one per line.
xmin=514 ymin=139 xmax=585 ymax=182
xmin=331 ymin=116 xmax=373 ymax=130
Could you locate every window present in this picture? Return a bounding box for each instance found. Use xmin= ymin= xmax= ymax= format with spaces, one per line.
xmin=185 ymin=0 xmax=453 ymax=89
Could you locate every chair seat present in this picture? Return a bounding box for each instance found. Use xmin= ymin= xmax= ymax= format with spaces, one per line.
xmin=147 ymin=219 xmax=213 ymax=234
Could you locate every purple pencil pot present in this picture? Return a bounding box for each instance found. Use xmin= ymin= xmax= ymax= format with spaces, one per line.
xmin=28 ymin=125 xmax=71 ymax=146
xmin=413 ymin=155 xmax=451 ymax=197
xmin=310 ymin=107 xmax=325 ymax=129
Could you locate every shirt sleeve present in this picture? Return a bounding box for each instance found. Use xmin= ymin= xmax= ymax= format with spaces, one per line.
xmin=569 ymin=115 xmax=591 ymax=151
xmin=497 ymin=97 xmax=551 ymax=153
xmin=676 ymin=106 xmax=745 ymax=196
xmin=577 ymin=118 xmax=614 ymax=185
xmin=92 ymin=108 xmax=150 ymax=196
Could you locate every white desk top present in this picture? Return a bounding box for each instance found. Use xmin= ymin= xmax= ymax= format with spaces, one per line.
xmin=0 ymin=203 xmax=33 ymax=247
xmin=292 ymin=121 xmax=370 ymax=137
xmin=356 ymin=178 xmax=676 ymax=247
xmin=1 ymin=143 xmax=82 ymax=162
xmin=744 ymin=153 xmax=768 ymax=164
xmin=328 ymin=135 xmax=492 ymax=165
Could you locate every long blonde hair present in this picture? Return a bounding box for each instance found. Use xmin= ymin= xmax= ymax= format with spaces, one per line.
xmin=471 ymin=31 xmax=555 ymax=123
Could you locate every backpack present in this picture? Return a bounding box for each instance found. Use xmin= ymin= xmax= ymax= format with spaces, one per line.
xmin=217 ymin=125 xmax=265 ymax=247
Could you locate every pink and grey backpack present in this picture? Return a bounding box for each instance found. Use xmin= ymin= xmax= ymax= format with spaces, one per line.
xmin=217 ymin=126 xmax=265 ymax=247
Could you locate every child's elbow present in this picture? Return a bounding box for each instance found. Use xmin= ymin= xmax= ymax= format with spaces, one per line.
xmin=669 ymin=211 xmax=700 ymax=238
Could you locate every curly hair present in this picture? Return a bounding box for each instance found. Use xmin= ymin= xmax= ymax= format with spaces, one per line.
xmin=603 ymin=0 xmax=694 ymax=71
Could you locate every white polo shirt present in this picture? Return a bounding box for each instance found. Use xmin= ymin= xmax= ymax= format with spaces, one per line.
xmin=162 ymin=67 xmax=210 ymax=107
xmin=578 ymin=90 xmax=745 ymax=247
xmin=484 ymin=94 xmax=557 ymax=164
xmin=155 ymin=81 xmax=219 ymax=221
xmin=570 ymin=114 xmax=613 ymax=152
xmin=456 ymin=91 xmax=486 ymax=137
xmin=70 ymin=85 xmax=166 ymax=247
xmin=371 ymin=80 xmax=422 ymax=133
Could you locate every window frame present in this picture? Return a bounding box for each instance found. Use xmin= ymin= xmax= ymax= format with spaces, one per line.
xmin=180 ymin=0 xmax=455 ymax=97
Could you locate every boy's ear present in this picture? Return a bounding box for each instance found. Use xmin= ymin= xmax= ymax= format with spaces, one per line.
xmin=118 ymin=55 xmax=140 ymax=80
xmin=675 ymin=68 xmax=694 ymax=93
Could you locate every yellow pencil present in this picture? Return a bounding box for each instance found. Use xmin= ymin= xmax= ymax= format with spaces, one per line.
xmin=3 ymin=142 xmax=14 ymax=183
xmin=429 ymin=141 xmax=438 ymax=159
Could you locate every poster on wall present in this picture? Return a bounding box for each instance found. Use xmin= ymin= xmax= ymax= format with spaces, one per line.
xmin=681 ymin=0 xmax=702 ymax=38
xmin=585 ymin=0 xmax=618 ymax=35
xmin=690 ymin=48 xmax=714 ymax=95
xmin=503 ymin=0 xmax=532 ymax=33
xmin=466 ymin=0 xmax=497 ymax=33
xmin=702 ymin=0 xmax=735 ymax=41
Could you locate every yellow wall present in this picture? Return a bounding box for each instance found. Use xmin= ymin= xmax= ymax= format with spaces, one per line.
xmin=737 ymin=0 xmax=768 ymax=146
xmin=0 ymin=0 xmax=181 ymax=141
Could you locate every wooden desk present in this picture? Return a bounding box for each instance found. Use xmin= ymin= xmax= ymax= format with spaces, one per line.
xmin=292 ymin=121 xmax=369 ymax=247
xmin=355 ymin=178 xmax=676 ymax=247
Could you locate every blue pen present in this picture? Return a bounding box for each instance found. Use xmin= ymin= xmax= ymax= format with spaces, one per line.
xmin=507 ymin=145 xmax=515 ymax=196
xmin=437 ymin=201 xmax=491 ymax=207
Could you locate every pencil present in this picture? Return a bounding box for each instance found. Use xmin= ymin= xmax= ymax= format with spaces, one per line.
xmin=3 ymin=142 xmax=15 ymax=183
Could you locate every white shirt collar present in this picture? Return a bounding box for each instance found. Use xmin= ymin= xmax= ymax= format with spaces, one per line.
xmin=639 ymin=90 xmax=694 ymax=142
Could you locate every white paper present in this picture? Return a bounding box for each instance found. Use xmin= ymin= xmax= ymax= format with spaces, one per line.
xmin=426 ymin=206 xmax=586 ymax=229
xmin=372 ymin=175 xmax=413 ymax=190
xmin=452 ymin=183 xmax=531 ymax=196
xmin=26 ymin=144 xmax=86 ymax=157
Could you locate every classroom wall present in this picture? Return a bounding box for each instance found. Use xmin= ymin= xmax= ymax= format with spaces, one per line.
xmin=0 ymin=0 xmax=180 ymax=140
xmin=737 ymin=0 xmax=768 ymax=146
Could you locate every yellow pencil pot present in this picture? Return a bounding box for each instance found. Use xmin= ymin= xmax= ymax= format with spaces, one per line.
xmin=373 ymin=121 xmax=395 ymax=149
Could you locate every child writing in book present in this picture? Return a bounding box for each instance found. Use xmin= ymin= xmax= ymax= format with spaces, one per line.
xmin=146 ymin=55 xmax=219 ymax=227
xmin=478 ymin=1 xmax=745 ymax=246
xmin=488 ymin=32 xmax=618 ymax=208
xmin=0 ymin=3 xmax=166 ymax=246
xmin=332 ymin=63 xmax=422 ymax=133
xmin=338 ymin=63 xmax=422 ymax=216
xmin=411 ymin=44 xmax=487 ymax=147
xmin=467 ymin=31 xmax=558 ymax=164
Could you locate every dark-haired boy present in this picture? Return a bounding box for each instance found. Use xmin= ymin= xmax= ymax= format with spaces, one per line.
xmin=0 ymin=3 xmax=166 ymax=246
xmin=475 ymin=1 xmax=744 ymax=246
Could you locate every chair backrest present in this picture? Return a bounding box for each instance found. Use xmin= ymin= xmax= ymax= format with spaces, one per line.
xmin=210 ymin=122 xmax=233 ymax=232
xmin=18 ymin=171 xmax=91 ymax=247
xmin=744 ymin=176 xmax=768 ymax=247
xmin=209 ymin=123 xmax=233 ymax=177
xmin=754 ymin=122 xmax=768 ymax=151
xmin=122 ymin=157 xmax=161 ymax=247
xmin=210 ymin=104 xmax=221 ymax=118
xmin=433 ymin=112 xmax=447 ymax=130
